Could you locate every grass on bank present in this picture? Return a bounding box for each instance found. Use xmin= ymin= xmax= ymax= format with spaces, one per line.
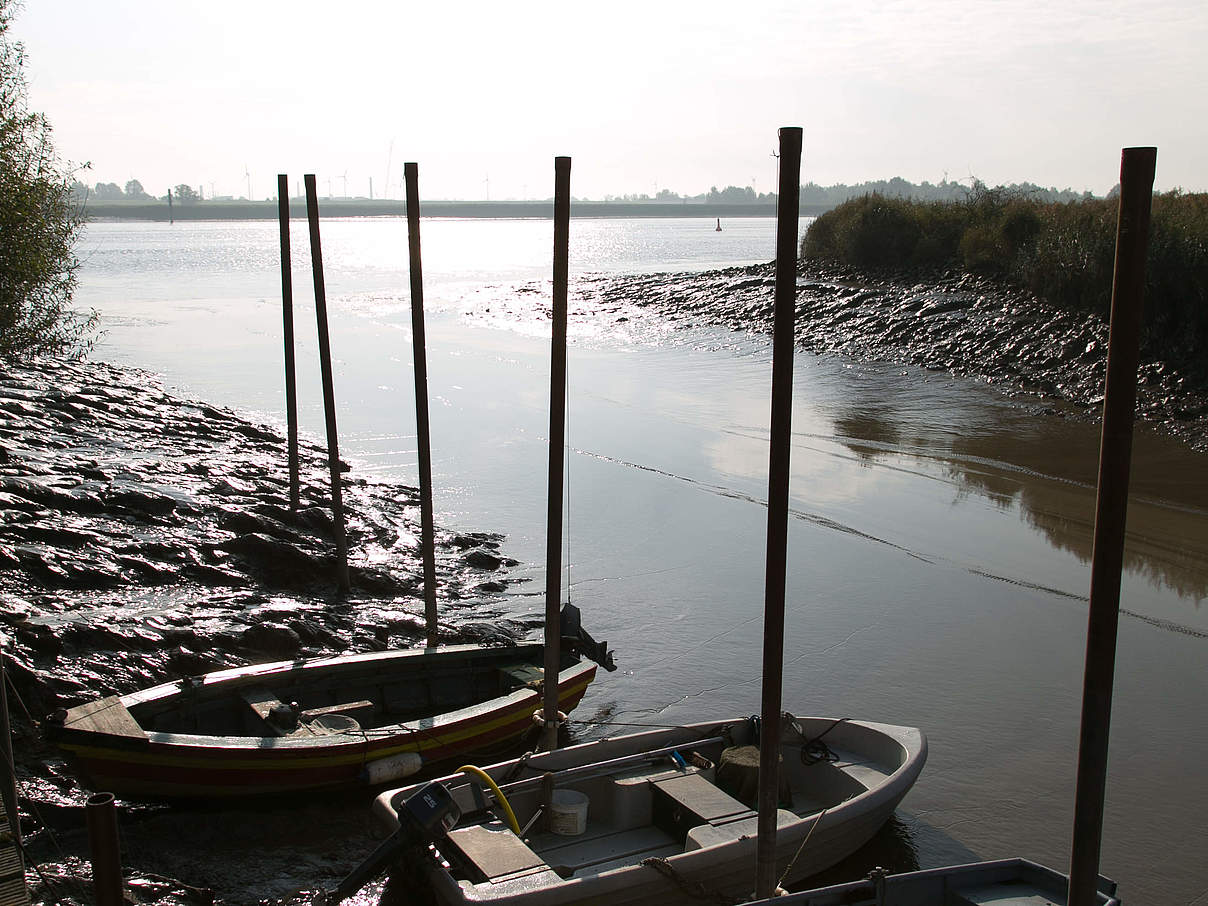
xmin=801 ymin=188 xmax=1208 ymax=376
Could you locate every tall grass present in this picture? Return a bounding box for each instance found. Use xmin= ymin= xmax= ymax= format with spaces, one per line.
xmin=801 ymin=189 xmax=1208 ymax=375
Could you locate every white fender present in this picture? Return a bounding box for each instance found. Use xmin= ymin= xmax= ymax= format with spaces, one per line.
xmin=362 ymin=751 xmax=423 ymax=784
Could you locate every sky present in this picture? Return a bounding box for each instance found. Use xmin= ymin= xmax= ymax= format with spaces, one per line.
xmin=11 ymin=0 xmax=1207 ymax=200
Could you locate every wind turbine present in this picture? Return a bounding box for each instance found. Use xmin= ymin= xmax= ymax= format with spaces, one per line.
xmin=244 ymin=165 xmax=252 ymax=201
xmin=340 ymin=170 xmax=348 ymax=198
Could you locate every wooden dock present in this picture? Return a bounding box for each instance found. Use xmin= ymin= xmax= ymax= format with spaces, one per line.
xmin=0 ymin=793 xmax=30 ymax=906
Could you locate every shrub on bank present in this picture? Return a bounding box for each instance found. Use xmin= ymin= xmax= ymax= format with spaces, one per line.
xmin=802 ymin=188 xmax=1208 ymax=376
xmin=0 ymin=1 xmax=94 ymax=358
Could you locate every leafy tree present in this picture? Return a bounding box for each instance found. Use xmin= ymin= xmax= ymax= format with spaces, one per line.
xmin=124 ymin=178 xmax=148 ymax=199
xmin=173 ymin=183 xmax=198 ymax=203
xmin=93 ymin=181 xmax=122 ymax=199
xmin=0 ymin=0 xmax=95 ymax=358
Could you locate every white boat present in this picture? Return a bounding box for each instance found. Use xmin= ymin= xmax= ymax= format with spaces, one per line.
xmin=370 ymin=714 xmax=926 ymax=905
xmin=738 ymin=858 xmax=1121 ymax=905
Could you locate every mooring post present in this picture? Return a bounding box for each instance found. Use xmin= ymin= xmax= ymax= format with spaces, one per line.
xmin=0 ymin=638 xmax=22 ymax=853
xmin=277 ymin=174 xmax=301 ymax=511
xmin=405 ymin=162 xmax=440 ymax=648
xmin=86 ymin=792 xmax=123 ymax=906
xmin=1067 ymin=146 xmax=1156 ymax=906
xmin=304 ymin=174 xmax=351 ymax=593
xmin=542 ymin=156 xmax=572 ymax=753
xmin=754 ymin=125 xmax=803 ymax=901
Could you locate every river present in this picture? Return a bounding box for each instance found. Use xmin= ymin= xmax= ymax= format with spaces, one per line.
xmin=72 ymin=215 xmax=1208 ymax=904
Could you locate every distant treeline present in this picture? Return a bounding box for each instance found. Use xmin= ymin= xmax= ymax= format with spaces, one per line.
xmin=72 ymin=176 xmax=1100 ymax=207
xmin=799 ymin=177 xmax=1095 ymax=205
xmin=802 ymin=188 xmax=1208 ymax=377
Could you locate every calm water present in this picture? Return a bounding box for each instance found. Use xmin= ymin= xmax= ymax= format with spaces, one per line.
xmin=75 ymin=217 xmax=1208 ymax=904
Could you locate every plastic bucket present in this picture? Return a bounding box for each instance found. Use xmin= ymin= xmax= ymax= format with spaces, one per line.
xmin=548 ymin=789 xmax=589 ymax=836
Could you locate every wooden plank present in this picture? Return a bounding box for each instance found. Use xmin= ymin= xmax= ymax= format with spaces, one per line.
xmin=500 ymin=663 xmax=544 ymax=688
xmin=64 ymin=696 xmax=144 ymax=738
xmin=447 ymin=823 xmax=548 ymax=880
xmin=299 ymin=700 xmax=373 ymax=720
xmin=240 ymin=686 xmax=293 ymax=736
xmin=0 ymin=793 xmax=30 ymax=906
xmin=653 ymin=772 xmax=752 ymax=824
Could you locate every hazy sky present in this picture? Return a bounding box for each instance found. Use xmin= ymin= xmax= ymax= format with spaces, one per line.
xmin=13 ymin=0 xmax=1207 ymax=200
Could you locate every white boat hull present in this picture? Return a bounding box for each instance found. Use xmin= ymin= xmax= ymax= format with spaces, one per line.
xmin=372 ymin=715 xmax=926 ymax=905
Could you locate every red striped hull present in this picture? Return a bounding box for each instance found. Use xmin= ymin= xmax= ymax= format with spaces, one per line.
xmin=55 ymin=659 xmax=596 ymax=799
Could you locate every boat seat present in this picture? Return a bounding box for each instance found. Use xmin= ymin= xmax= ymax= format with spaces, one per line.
xmin=684 ymin=808 xmax=798 ymax=851
xmin=444 ymin=820 xmax=553 ymax=883
xmin=299 ymin=700 xmax=374 ymax=721
xmin=499 ymin=663 xmax=544 ymax=690
xmin=650 ymin=772 xmax=755 ymax=842
xmin=239 ymin=686 xmax=298 ymax=736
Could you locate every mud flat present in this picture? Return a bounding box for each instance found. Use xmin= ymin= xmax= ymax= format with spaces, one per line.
xmin=579 ymin=261 xmax=1208 ymax=452
xmin=0 ymin=357 xmax=528 ymax=904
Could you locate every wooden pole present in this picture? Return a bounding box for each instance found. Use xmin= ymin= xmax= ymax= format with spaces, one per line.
xmin=86 ymin=793 xmax=123 ymax=906
xmin=304 ymin=174 xmax=351 ymax=593
xmin=405 ymin=162 xmax=440 ymax=648
xmin=277 ymin=174 xmax=301 ymax=511
xmin=754 ymin=126 xmax=803 ymax=900
xmin=542 ymin=156 xmax=572 ymax=752
xmin=1068 ymin=146 xmax=1156 ymax=906
xmin=0 ymin=638 xmax=22 ymax=852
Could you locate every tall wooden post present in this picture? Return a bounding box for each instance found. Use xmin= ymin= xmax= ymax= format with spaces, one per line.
xmin=0 ymin=639 xmax=22 ymax=854
xmin=304 ymin=174 xmax=351 ymax=593
xmin=1068 ymin=146 xmax=1156 ymax=906
xmin=542 ymin=156 xmax=572 ymax=752
xmin=754 ymin=126 xmax=803 ymax=900
xmin=405 ymin=162 xmax=440 ymax=648
xmin=277 ymin=174 xmax=300 ymax=511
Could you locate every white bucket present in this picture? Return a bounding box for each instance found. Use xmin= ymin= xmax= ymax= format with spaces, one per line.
xmin=548 ymin=789 xmax=589 ymax=836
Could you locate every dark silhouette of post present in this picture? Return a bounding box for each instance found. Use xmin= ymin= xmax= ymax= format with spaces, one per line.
xmin=542 ymin=156 xmax=572 ymax=752
xmin=1068 ymin=146 xmax=1156 ymax=906
xmin=86 ymin=792 xmax=123 ymax=906
xmin=0 ymin=642 xmax=22 ymax=856
xmin=304 ymin=174 xmax=351 ymax=593
xmin=405 ymin=162 xmax=439 ymax=648
xmin=754 ymin=126 xmax=803 ymax=900
xmin=277 ymin=174 xmax=300 ymax=511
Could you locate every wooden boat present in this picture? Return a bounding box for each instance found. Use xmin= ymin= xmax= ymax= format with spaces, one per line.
xmin=370 ymin=714 xmax=926 ymax=905
xmin=46 ymin=605 xmax=614 ymax=799
xmin=738 ymin=858 xmax=1120 ymax=905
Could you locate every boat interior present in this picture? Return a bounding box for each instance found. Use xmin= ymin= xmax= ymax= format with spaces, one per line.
xmin=122 ymin=643 xmax=558 ymax=738
xmin=429 ymin=718 xmax=905 ymax=886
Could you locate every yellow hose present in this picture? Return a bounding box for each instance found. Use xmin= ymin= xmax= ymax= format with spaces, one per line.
xmin=457 ymin=764 xmax=521 ymax=834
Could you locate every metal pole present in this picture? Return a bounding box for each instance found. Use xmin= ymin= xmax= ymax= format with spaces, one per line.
xmin=542 ymin=156 xmax=572 ymax=752
xmin=1068 ymin=146 xmax=1156 ymax=906
xmin=405 ymin=162 xmax=440 ymax=648
xmin=304 ymin=174 xmax=351 ymax=592
xmin=86 ymin=792 xmax=123 ymax=906
xmin=754 ymin=126 xmax=803 ymax=900
xmin=277 ymin=174 xmax=301 ymax=511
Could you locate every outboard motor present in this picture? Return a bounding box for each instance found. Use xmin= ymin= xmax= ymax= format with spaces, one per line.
xmin=560 ymin=603 xmax=617 ymax=671
xmin=327 ymin=781 xmax=460 ymax=903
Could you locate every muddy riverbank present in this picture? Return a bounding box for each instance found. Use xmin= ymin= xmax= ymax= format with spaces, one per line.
xmin=5 ymin=255 xmax=1205 ymax=904
xmin=579 ymin=260 xmax=1208 ymax=452
xmin=0 ymin=357 xmax=530 ymax=904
